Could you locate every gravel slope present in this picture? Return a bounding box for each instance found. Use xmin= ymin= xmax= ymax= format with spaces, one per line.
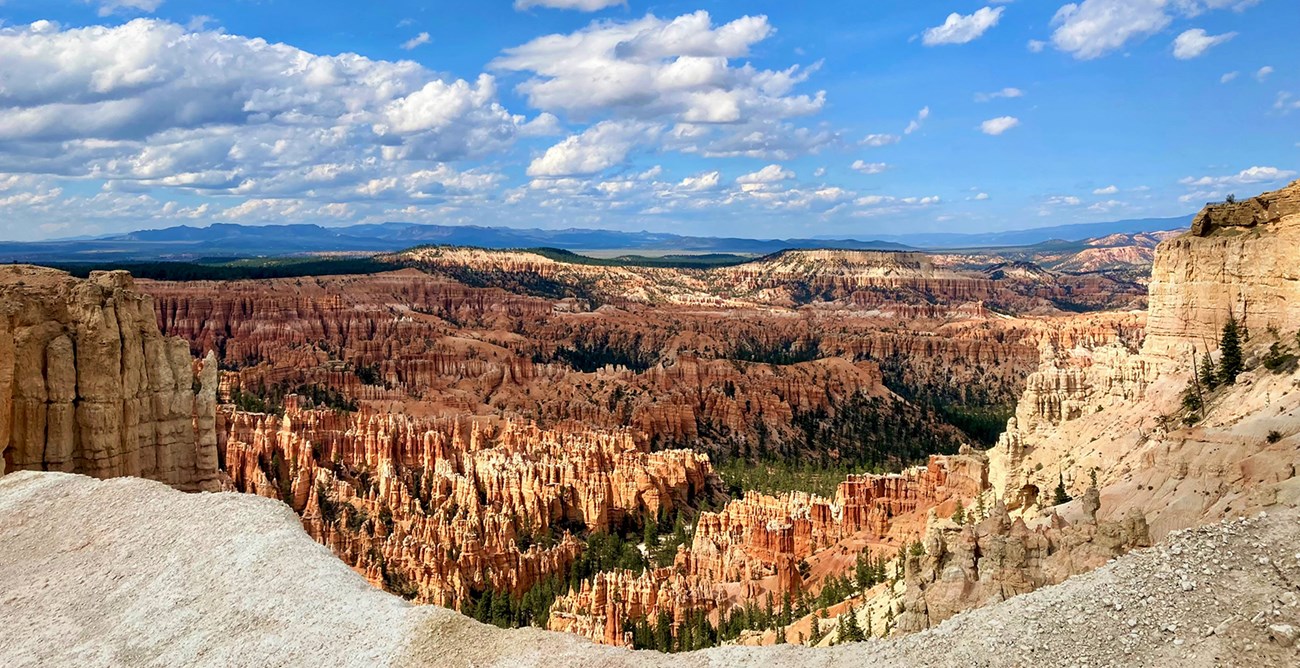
xmin=2 ymin=471 xmax=1297 ymax=667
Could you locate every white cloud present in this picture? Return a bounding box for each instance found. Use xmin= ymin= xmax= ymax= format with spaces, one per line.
xmin=1256 ymin=65 xmax=1274 ymax=81
xmin=1172 ymin=28 xmax=1235 ymax=59
xmin=401 ymin=32 xmax=431 ymax=50
xmin=861 ymin=133 xmax=901 ymax=147
xmin=1275 ymin=92 xmax=1300 ymax=113
xmin=974 ymin=87 xmax=1024 ymax=102
xmin=980 ymin=116 xmax=1021 ymax=135
xmin=736 ymin=164 xmax=794 ymax=185
xmin=973 ymin=192 xmax=991 ymax=201
xmin=1051 ymin=0 xmax=1260 ymax=60
xmin=1047 ymin=195 xmax=1083 ymax=206
xmin=904 ymin=106 xmax=930 ymax=135
xmin=1220 ymin=71 xmax=1239 ymax=83
xmin=514 ymin=0 xmax=625 ymax=11
xmin=1027 ymin=39 xmax=1047 ymax=52
xmin=1093 ymin=185 xmax=1119 ymax=194
xmin=922 ymin=7 xmax=1005 ymax=46
xmin=1180 ymin=166 xmax=1296 ymax=188
xmin=493 ymin=11 xmax=826 ymax=165
xmin=850 ymin=160 xmax=889 ymax=175
xmin=677 ymin=170 xmax=721 ymax=191
xmin=527 ymin=120 xmax=657 ymax=177
xmin=1051 ymin=0 xmax=1170 ymax=60
xmin=813 ymin=167 xmax=826 ymax=178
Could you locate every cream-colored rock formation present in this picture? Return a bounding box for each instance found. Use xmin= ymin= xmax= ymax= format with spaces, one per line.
xmin=989 ymin=180 xmax=1300 ymax=537
xmin=0 ymin=266 xmax=219 ymax=491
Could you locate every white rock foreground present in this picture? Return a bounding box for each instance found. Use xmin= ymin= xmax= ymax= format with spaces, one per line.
xmin=2 ymin=471 xmax=1297 ymax=667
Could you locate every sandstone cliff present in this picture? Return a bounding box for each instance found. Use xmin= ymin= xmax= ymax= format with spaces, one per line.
xmin=0 ymin=266 xmax=219 ymax=491
xmin=989 ymin=181 xmax=1300 ymax=537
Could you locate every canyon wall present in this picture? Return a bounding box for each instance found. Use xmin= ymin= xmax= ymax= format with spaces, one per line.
xmin=989 ymin=181 xmax=1300 ymax=537
xmin=0 ymin=266 xmax=220 ymax=491
xmin=1145 ymin=179 xmax=1300 ymax=359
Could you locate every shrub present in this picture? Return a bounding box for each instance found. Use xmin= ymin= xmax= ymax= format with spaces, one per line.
xmin=1267 ymin=430 xmax=1283 ymax=444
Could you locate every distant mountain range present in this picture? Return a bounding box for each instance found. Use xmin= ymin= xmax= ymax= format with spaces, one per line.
xmin=0 ymin=215 xmax=1192 ymax=263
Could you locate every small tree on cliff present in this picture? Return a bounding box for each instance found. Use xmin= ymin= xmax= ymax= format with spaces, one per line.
xmin=1219 ymin=315 xmax=1245 ymax=385
xmin=1053 ymin=474 xmax=1072 ymax=505
xmin=1198 ymin=351 xmax=1219 ymax=391
xmin=951 ymin=501 xmax=966 ymax=526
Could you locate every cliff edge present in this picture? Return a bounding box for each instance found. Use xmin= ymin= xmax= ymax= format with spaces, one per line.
xmin=0 ymin=266 xmax=219 ymax=491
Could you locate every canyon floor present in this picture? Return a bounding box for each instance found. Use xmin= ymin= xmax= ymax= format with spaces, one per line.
xmin=2 ymin=471 xmax=1296 ymax=668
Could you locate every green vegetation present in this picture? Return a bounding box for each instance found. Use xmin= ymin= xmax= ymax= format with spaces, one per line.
xmin=1263 ymin=340 xmax=1298 ymax=374
xmin=728 ymin=333 xmax=822 ymax=366
xmin=47 ymin=257 xmax=392 ymax=281
xmin=528 ymin=247 xmax=752 ymax=269
xmin=788 ymin=393 xmax=964 ymax=471
xmin=227 ymin=383 xmax=358 ymax=415
xmin=876 ymin=352 xmax=1017 ymax=447
xmin=1267 ymin=430 xmax=1283 ymax=444
xmin=716 ymin=458 xmax=868 ymax=498
xmin=1218 ymin=315 xmax=1244 ymax=385
xmin=538 ymin=331 xmax=660 ymax=373
xmin=1053 ymin=474 xmax=1072 ymax=506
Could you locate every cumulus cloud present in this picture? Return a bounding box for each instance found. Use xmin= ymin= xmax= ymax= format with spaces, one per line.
xmin=1256 ymin=65 xmax=1274 ymax=81
xmin=495 ymin=11 xmax=827 ymax=171
xmin=514 ymin=0 xmax=625 ymax=11
xmin=0 ymin=19 xmax=542 ymax=234
xmin=980 ymin=116 xmax=1021 ymax=135
xmin=1172 ymin=28 xmax=1235 ymax=59
xmin=973 ymin=192 xmax=991 ymax=201
xmin=401 ymin=32 xmax=431 ymax=50
xmin=974 ymin=87 xmax=1024 ymax=102
xmin=1179 ymin=166 xmax=1296 ymax=188
xmin=526 ymin=120 xmax=657 ymax=177
xmin=1220 ymin=71 xmax=1239 ymax=83
xmin=850 ymin=160 xmax=889 ymax=174
xmin=1051 ymin=0 xmax=1259 ymax=60
xmin=1047 ymin=195 xmax=1083 ymax=206
xmin=736 ymin=164 xmax=794 ymax=184
xmin=1093 ymin=184 xmax=1119 ymax=194
xmin=922 ymin=7 xmax=1005 ymax=46
xmin=1027 ymin=39 xmax=1047 ymax=52
xmin=676 ymin=170 xmax=721 ymax=191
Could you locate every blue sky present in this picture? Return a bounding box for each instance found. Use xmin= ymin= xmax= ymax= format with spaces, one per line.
xmin=0 ymin=0 xmax=1295 ymax=241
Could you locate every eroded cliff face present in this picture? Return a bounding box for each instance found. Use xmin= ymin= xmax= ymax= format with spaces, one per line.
xmin=894 ymin=491 xmax=1150 ymax=633
xmin=1146 ymin=180 xmax=1300 ymax=359
xmin=0 ymin=266 xmax=219 ymax=491
xmin=220 ymin=402 xmax=718 ymax=609
xmin=989 ymin=181 xmax=1300 ymax=537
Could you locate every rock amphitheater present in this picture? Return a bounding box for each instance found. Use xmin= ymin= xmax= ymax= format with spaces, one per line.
xmin=2 ymin=181 xmax=1300 ymax=666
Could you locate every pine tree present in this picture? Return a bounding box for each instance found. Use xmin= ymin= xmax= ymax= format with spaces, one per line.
xmin=842 ymin=606 xmax=865 ymax=643
xmin=1198 ymin=351 xmax=1219 ymax=390
xmin=951 ymin=501 xmax=966 ymax=525
xmin=1053 ymin=473 xmax=1072 ymax=505
xmin=1219 ymin=315 xmax=1244 ymax=385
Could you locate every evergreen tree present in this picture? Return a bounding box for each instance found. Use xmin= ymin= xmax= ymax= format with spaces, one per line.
xmin=1053 ymin=474 xmax=1072 ymax=505
xmin=951 ymin=501 xmax=966 ymax=525
xmin=1219 ymin=315 xmax=1244 ymax=385
xmin=842 ymin=606 xmax=866 ymax=643
xmin=1198 ymin=352 xmax=1219 ymax=390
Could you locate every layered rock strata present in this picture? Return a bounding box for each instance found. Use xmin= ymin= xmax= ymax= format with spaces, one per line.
xmin=0 ymin=266 xmax=219 ymax=491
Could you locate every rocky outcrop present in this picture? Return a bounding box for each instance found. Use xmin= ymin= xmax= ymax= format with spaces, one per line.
xmin=0 ymin=266 xmax=219 ymax=491
xmin=894 ymin=491 xmax=1150 ymax=632
xmin=220 ymin=402 xmax=718 ymax=609
xmin=990 ymin=182 xmax=1300 ymax=537
xmin=1147 ymin=180 xmax=1300 ymax=359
